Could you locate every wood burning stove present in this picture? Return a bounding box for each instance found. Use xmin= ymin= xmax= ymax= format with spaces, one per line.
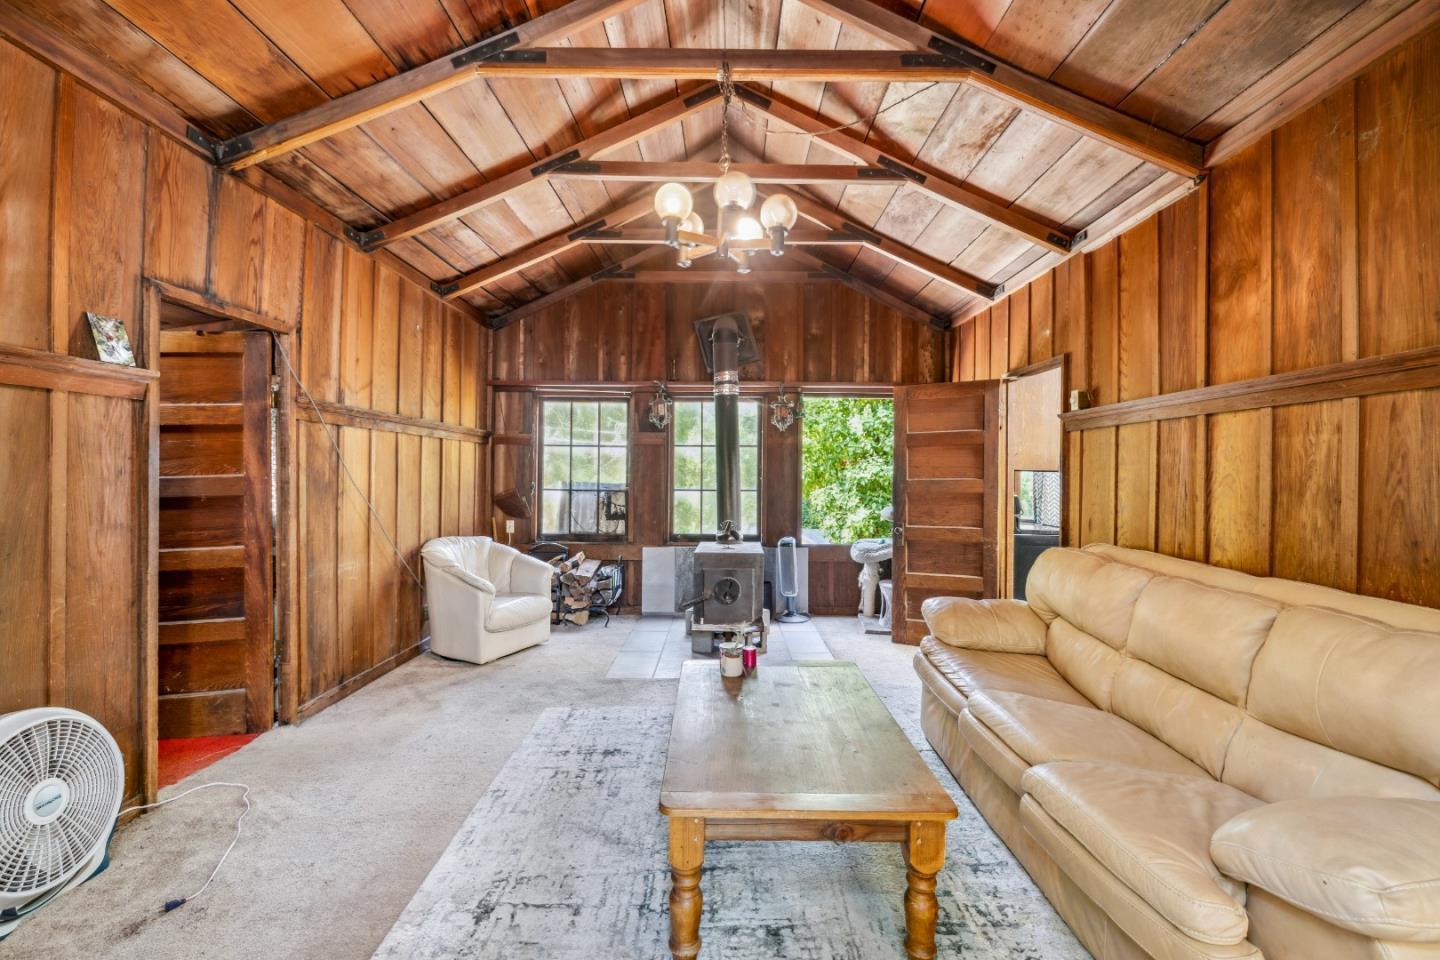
xmin=682 ymin=313 xmax=770 ymax=654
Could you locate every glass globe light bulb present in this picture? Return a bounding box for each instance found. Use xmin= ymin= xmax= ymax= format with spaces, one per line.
xmin=653 ymin=182 xmax=693 ymax=221
xmin=713 ymin=169 xmax=756 ymax=209
xmin=760 ymin=193 xmax=799 ymax=231
xmin=681 ymin=212 xmax=704 ymax=236
xmin=734 ymin=216 xmax=764 ymax=241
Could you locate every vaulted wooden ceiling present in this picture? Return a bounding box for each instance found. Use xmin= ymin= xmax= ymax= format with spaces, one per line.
xmin=8 ymin=0 xmax=1429 ymax=328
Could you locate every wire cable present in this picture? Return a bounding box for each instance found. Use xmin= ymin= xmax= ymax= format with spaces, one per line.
xmin=119 ymin=782 xmax=252 ymax=912
xmin=270 ymin=332 xmax=426 ymax=594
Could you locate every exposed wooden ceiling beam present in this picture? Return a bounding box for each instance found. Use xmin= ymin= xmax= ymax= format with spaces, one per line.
xmin=601 ymin=269 xmax=824 ymax=284
xmin=551 ymin=160 xmax=905 ymax=185
xmin=207 ymin=0 xmax=648 ymax=169
xmin=356 ymin=87 xmax=719 ymax=250
xmin=785 ymin=251 xmax=948 ymax=330
xmin=462 ymin=47 xmax=979 ymax=81
xmin=577 ymin=228 xmax=860 ymax=246
xmin=737 ymin=86 xmax=1074 ymax=255
xmin=438 ymin=190 xmax=677 ymax=301
xmin=783 ymin=192 xmax=1001 ymax=300
xmin=793 ymin=0 xmax=1205 ymax=178
xmin=488 ymin=247 xmax=667 ymax=329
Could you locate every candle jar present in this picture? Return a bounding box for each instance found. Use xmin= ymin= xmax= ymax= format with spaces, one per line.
xmin=718 ymin=641 xmax=744 ymax=678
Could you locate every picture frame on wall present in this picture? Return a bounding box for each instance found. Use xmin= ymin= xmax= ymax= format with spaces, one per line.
xmin=86 ymin=312 xmax=136 ymax=366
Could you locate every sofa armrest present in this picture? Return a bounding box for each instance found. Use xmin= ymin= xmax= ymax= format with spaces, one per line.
xmin=920 ymin=597 xmax=1047 ymax=654
xmin=1211 ymin=797 xmax=1440 ymax=943
xmin=509 ymin=552 xmax=556 ymax=597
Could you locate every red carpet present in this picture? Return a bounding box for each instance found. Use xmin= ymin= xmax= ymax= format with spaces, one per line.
xmin=158 ymin=734 xmax=260 ymax=787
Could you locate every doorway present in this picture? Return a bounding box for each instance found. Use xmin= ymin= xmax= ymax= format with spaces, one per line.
xmin=154 ymin=300 xmax=277 ymax=784
xmin=1003 ymin=359 xmax=1064 ymax=599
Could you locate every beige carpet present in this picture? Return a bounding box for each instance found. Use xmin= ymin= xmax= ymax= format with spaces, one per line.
xmin=3 ymin=617 xmax=929 ymax=959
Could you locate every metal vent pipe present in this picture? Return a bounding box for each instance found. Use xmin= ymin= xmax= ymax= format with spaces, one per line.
xmin=709 ymin=315 xmax=743 ymax=542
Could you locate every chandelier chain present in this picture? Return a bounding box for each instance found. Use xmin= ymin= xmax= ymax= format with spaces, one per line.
xmin=717 ymin=58 xmax=735 ymax=173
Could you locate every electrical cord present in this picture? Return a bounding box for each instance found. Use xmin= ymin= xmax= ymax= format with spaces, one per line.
xmin=119 ymin=782 xmax=252 ymax=913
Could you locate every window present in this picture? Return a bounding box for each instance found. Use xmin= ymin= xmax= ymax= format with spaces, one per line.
xmin=801 ymin=396 xmax=894 ymax=545
xmin=671 ymin=399 xmax=760 ymax=538
xmin=540 ymin=399 xmax=628 ymax=540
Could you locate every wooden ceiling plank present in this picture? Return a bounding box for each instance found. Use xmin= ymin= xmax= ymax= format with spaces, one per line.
xmin=440 ymin=193 xmax=663 ymax=299
xmin=360 ymin=85 xmax=718 ymax=249
xmin=604 ymin=269 xmax=821 ymax=284
xmin=576 ymin=227 xmax=861 ymax=245
xmin=489 ymin=246 xmax=668 ymax=328
xmin=786 ymin=191 xmax=1002 ymax=299
xmin=791 ymin=0 xmax=1205 ymax=176
xmin=549 ymin=160 xmax=909 ymax=184
xmin=787 ymin=250 xmax=948 ymax=329
xmin=739 ymin=84 xmax=1074 ymax=254
xmin=1200 ymin=0 xmax=1439 ymax=165
xmin=214 ymin=0 xmax=649 ymax=168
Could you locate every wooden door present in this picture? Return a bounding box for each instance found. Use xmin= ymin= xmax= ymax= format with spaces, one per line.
xmin=892 ymin=381 xmax=1003 ymax=644
xmin=157 ymin=330 xmax=274 ymax=737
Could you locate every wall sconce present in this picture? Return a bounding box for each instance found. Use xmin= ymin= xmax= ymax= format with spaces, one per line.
xmin=649 ymin=381 xmax=674 ymax=430
xmin=769 ymin=385 xmax=802 ymax=432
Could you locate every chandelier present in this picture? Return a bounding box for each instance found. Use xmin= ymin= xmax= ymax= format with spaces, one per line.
xmin=651 ymin=65 xmax=799 ymax=274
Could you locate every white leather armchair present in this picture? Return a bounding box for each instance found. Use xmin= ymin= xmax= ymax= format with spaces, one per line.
xmin=421 ymin=536 xmax=553 ymax=664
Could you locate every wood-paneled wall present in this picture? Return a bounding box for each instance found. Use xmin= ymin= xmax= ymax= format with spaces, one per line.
xmin=491 ymin=281 xmax=947 ymax=615
xmin=952 ymin=26 xmax=1440 ymax=610
xmin=0 ymin=36 xmax=488 ymax=803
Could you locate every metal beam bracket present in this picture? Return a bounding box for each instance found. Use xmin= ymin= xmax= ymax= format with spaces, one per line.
xmin=344 ymin=225 xmax=384 ymax=248
xmin=568 ymin=219 xmax=610 ymax=242
xmin=980 ymin=281 xmax=1005 ymax=300
xmin=213 ymin=135 xmax=254 ymax=164
xmin=856 ymin=166 xmax=905 ymax=180
xmin=837 ymin=222 xmax=885 ymax=248
xmin=556 ymin=160 xmax=602 ymax=175
xmin=734 ymin=86 xmax=772 ymax=109
xmin=432 ymin=280 xmax=460 ymax=296
xmin=186 ymin=125 xmax=222 ymax=158
xmin=451 ymin=30 xmax=522 ymax=68
xmin=684 ymin=85 xmax=722 ymax=108
xmin=876 ymin=156 xmax=927 ymax=185
xmin=1046 ymin=232 xmax=1074 ymax=251
xmin=927 ymin=36 xmax=997 ymax=73
xmin=531 ymin=148 xmax=582 ymax=178
xmin=592 ymin=264 xmax=634 ymax=281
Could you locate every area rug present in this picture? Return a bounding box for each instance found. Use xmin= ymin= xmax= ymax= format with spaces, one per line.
xmin=373 ymin=699 xmax=1089 ymax=960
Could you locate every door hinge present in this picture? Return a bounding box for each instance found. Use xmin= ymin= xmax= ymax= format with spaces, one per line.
xmin=273 ymin=653 xmax=283 ymax=688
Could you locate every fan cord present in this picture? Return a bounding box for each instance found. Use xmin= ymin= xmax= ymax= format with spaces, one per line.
xmin=119 ymin=781 xmax=251 ymax=913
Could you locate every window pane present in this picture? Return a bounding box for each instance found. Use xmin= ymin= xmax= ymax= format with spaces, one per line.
xmin=700 ymin=401 xmax=715 ymax=442
xmin=741 ymin=491 xmax=759 ymax=536
xmin=570 ymin=492 xmax=598 ymax=534
xmin=571 ymin=447 xmax=598 ymax=487
xmin=599 ymin=401 xmax=627 ymax=445
xmin=543 ymin=402 xmax=570 ymax=443
xmin=673 ymin=446 xmax=701 ymax=489
xmin=542 ymin=490 xmax=568 ymax=536
xmin=699 ymin=445 xmax=716 ymax=488
xmin=599 ymin=446 xmax=627 ymax=485
xmin=701 ymin=490 xmax=717 ymax=534
xmin=673 ymin=491 xmax=701 ymax=534
xmin=542 ymin=448 xmax=569 ymax=488
xmin=674 ymin=402 xmax=701 ymax=446
xmin=571 ymin=402 xmax=598 ymax=444
xmin=739 ymin=402 xmax=758 ymax=444
xmin=739 ymin=445 xmax=758 ymax=488
xmin=800 ymin=396 xmax=894 ymax=545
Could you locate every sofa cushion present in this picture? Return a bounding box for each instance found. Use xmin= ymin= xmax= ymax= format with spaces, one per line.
xmin=1126 ymin=577 xmax=1280 ymax=707
xmin=921 ymin=597 xmax=1047 ymax=654
xmin=487 ymin=594 xmax=553 ymax=632
xmin=919 ymin=638 xmax=1091 ymax=707
xmin=969 ymin=691 xmax=1208 ymax=782
xmin=1247 ymin=606 xmax=1440 ymax=786
xmin=1110 ymin=658 xmax=1245 ymax=780
xmin=1045 ymin=618 xmax=1126 ymax=710
xmin=1026 ymin=547 xmax=1154 ymax=649
xmin=1022 ymin=762 xmax=1264 ymax=945
xmin=1211 ymin=797 xmax=1440 ymax=943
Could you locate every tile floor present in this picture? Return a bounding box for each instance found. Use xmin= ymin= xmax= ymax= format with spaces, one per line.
xmin=603 ymin=615 xmax=835 ymax=679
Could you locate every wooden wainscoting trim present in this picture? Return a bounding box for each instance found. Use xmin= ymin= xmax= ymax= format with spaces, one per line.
xmin=0 ymin=343 xmax=159 ymax=399
xmin=296 ymin=397 xmax=491 ymax=444
xmin=1062 ymin=345 xmax=1440 ymax=431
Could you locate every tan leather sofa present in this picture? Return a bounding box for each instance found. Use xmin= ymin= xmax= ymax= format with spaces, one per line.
xmin=914 ymin=544 xmax=1440 ymax=960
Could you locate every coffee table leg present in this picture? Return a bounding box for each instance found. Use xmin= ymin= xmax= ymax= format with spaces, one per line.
xmin=903 ymin=820 xmax=946 ymax=960
xmin=668 ymin=816 xmax=705 ymax=959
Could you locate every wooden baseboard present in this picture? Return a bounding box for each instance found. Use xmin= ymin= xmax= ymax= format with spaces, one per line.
xmin=295 ymin=639 xmax=429 ymax=723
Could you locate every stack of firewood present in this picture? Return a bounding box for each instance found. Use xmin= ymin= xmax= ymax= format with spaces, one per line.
xmin=550 ymin=552 xmax=602 ymax=625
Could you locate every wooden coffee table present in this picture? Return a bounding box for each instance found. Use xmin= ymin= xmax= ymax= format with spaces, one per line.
xmin=659 ymin=660 xmax=958 ymax=959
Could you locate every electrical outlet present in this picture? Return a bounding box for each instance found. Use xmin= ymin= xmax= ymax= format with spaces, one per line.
xmin=506 ymin=519 xmax=516 ymax=533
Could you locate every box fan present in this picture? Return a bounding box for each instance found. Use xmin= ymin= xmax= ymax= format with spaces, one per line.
xmin=0 ymin=708 xmax=122 ymax=940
